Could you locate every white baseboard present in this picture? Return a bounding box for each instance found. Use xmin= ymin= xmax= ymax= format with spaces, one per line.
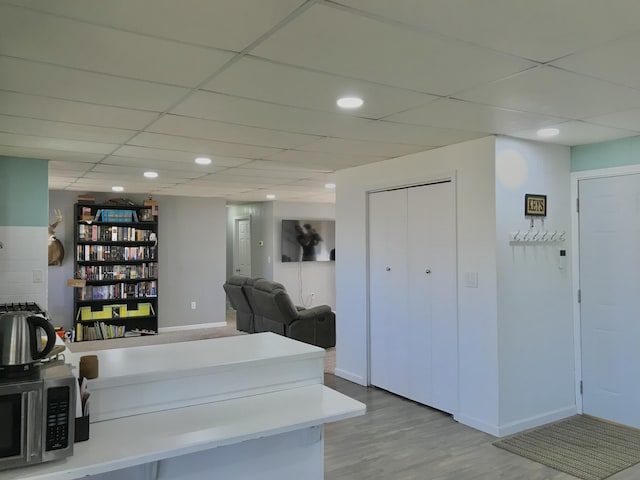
xmin=496 ymin=405 xmax=577 ymax=437
xmin=455 ymin=414 xmax=501 ymax=437
xmin=457 ymin=405 xmax=578 ymax=438
xmin=158 ymin=322 xmax=227 ymax=333
xmin=334 ymin=368 xmax=366 ymax=386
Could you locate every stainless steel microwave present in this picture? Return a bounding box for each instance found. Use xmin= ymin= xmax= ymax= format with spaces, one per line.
xmin=0 ymin=361 xmax=76 ymax=472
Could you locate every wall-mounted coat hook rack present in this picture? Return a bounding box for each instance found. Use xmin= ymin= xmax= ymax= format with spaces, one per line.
xmin=509 ymin=230 xmax=565 ymax=245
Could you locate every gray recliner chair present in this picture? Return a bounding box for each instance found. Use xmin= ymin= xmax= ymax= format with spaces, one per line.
xmin=242 ymin=276 xmax=265 ymax=332
xmin=251 ymin=279 xmax=336 ymax=348
xmin=222 ymin=276 xmax=254 ymax=333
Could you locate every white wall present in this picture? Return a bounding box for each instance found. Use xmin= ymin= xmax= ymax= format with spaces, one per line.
xmin=495 ymin=137 xmax=576 ymax=434
xmin=335 ymin=136 xmax=500 ymax=432
xmin=47 ymin=190 xmax=79 ymax=327
xmin=48 ymin=192 xmax=227 ymax=330
xmin=272 ymin=202 xmax=336 ymax=309
xmin=157 ymin=195 xmax=227 ymax=328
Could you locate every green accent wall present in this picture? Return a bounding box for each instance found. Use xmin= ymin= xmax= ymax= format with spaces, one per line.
xmin=571 ymin=136 xmax=640 ymax=171
xmin=0 ymin=156 xmax=48 ymax=226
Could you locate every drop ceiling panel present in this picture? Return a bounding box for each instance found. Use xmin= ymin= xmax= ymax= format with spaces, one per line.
xmin=264 ymin=149 xmax=384 ymax=170
xmin=147 ymin=114 xmax=320 ymax=149
xmin=586 ymin=109 xmax=640 ymax=132
xmin=190 ymin=175 xmax=277 ymax=187
xmin=203 ymin=57 xmax=437 ymax=119
xmin=509 ymin=120 xmax=637 ymax=146
xmin=0 ymin=115 xmax=135 ymax=144
xmin=0 ymin=57 xmax=189 ymax=111
xmin=0 ymin=91 xmax=159 ymax=130
xmin=91 ymin=163 xmax=203 ymax=179
xmin=458 ymin=66 xmax=640 ymax=119
xmin=386 ymin=98 xmax=566 ymax=135
xmin=112 ymin=145 xmax=253 ymax=168
xmin=336 ymin=0 xmax=640 ymax=63
xmin=0 ymin=145 xmax=105 ymax=163
xmin=251 ymin=3 xmax=535 ymax=96
xmin=299 ymin=137 xmax=427 ymax=157
xmin=240 ymin=159 xmax=328 ymax=173
xmin=0 ymin=132 xmax=117 ymax=154
xmin=171 ymin=91 xmax=371 ymax=137
xmin=552 ymin=33 xmax=640 ymax=91
xmin=0 ymin=6 xmax=234 ymax=87
xmin=7 ymin=0 xmax=305 ymax=51
xmin=103 ymin=155 xmax=229 ymax=174
xmin=127 ymin=132 xmax=283 ymax=159
xmin=47 ymin=161 xmax=93 ymax=172
xmin=349 ymin=120 xmax=484 ymax=146
xmin=222 ymin=167 xmax=314 ymax=180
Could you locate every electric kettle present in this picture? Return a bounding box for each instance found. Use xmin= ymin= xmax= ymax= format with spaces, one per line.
xmin=0 ymin=312 xmax=57 ymax=367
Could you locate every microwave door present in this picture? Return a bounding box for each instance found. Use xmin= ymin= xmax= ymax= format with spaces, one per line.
xmin=0 ymin=392 xmax=22 ymax=460
xmin=0 ymin=385 xmax=42 ymax=470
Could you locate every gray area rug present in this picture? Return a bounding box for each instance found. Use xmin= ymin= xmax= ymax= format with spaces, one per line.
xmin=494 ymin=415 xmax=640 ymax=480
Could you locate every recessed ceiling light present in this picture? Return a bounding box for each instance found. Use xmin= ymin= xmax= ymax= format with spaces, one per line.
xmin=325 ymin=183 xmax=336 ymax=189
xmin=336 ymin=96 xmax=364 ymax=109
xmin=195 ymin=156 xmax=212 ymax=165
xmin=144 ymin=171 xmax=158 ymax=178
xmin=266 ymin=194 xmax=276 ymax=200
xmin=537 ymin=127 xmax=560 ymax=138
xmin=111 ymin=186 xmax=124 ymax=192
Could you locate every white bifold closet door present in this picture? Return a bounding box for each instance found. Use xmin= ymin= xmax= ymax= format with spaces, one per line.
xmin=369 ymin=181 xmax=457 ymax=414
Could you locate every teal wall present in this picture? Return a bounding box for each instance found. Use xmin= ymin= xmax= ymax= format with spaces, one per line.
xmin=571 ymin=136 xmax=640 ymax=171
xmin=0 ymin=156 xmax=48 ymax=226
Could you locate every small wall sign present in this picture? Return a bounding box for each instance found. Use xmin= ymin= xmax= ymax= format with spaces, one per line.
xmin=525 ymin=194 xmax=547 ymax=217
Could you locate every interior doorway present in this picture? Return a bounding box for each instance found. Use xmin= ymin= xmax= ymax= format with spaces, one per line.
xmin=578 ymin=173 xmax=640 ymax=428
xmin=233 ymin=217 xmax=251 ymax=277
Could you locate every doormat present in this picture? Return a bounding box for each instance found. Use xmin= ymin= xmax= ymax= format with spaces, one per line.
xmin=493 ymin=415 xmax=640 ymax=480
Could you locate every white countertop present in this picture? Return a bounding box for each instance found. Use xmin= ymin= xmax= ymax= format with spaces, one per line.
xmin=67 ymin=332 xmax=325 ymax=388
xmin=2 ymin=384 xmax=365 ymax=480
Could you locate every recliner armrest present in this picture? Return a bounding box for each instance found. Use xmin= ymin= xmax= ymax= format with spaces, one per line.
xmin=297 ymin=305 xmax=332 ymax=320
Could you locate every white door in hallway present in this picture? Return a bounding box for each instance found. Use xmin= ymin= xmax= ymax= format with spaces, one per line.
xmin=234 ymin=218 xmax=251 ymax=277
xmin=369 ymin=181 xmax=457 ymax=413
xmin=579 ymin=174 xmax=640 ymax=427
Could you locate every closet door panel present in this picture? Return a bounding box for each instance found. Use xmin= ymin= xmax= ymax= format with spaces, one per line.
xmin=369 ymin=189 xmax=409 ymax=396
xmin=406 ymin=184 xmax=433 ymax=405
xmin=411 ymin=182 xmax=458 ymax=413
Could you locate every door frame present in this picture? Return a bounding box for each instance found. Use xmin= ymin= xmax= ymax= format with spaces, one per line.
xmin=571 ymin=164 xmax=640 ymax=414
xmin=233 ymin=216 xmax=252 ymax=277
xmin=365 ymin=172 xmax=458 ymax=391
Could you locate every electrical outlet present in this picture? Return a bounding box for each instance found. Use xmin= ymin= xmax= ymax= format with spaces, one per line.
xmin=191 ymin=301 xmax=197 ymax=310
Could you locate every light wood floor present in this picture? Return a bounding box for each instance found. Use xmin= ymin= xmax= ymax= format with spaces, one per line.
xmin=324 ymin=374 xmax=640 ymax=480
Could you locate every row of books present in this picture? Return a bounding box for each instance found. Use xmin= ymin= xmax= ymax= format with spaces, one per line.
xmin=75 ymin=322 xmax=127 ymax=341
xmin=80 ymin=207 xmax=145 ymax=223
xmin=78 ymin=224 xmax=154 ymax=242
xmin=77 ymin=245 xmax=155 ymax=262
xmin=77 ymin=281 xmax=157 ymax=300
xmin=76 ymin=263 xmax=158 ymax=281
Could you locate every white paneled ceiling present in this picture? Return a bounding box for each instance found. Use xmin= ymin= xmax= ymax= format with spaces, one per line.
xmin=1 ymin=0 xmax=640 ymax=202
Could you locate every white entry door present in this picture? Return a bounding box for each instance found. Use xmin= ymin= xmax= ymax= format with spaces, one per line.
xmin=579 ymin=174 xmax=640 ymax=427
xmin=369 ymin=181 xmax=457 ymax=413
xmin=234 ymin=218 xmax=251 ymax=277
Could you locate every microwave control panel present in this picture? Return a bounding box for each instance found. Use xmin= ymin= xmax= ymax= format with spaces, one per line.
xmin=45 ymin=386 xmax=70 ymax=451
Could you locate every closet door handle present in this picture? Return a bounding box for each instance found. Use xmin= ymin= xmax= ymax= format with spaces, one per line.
xmin=425 ymin=269 xmax=431 ymax=275
xmin=386 ymin=267 xmax=391 ymax=271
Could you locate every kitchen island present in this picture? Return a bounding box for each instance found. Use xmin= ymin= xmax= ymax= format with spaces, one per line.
xmin=1 ymin=333 xmax=365 ymax=480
